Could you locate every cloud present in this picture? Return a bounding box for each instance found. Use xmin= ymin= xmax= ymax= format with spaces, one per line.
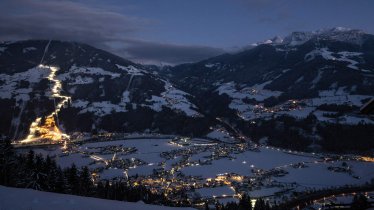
xmin=0 ymin=0 xmax=144 ymax=42
xmin=112 ymin=39 xmax=226 ymax=65
xmin=0 ymin=0 xmax=224 ymax=64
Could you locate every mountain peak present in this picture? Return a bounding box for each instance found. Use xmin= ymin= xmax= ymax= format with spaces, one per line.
xmin=319 ymin=26 xmax=353 ymax=33
xmin=283 ymin=27 xmax=366 ymax=46
xmin=282 ymin=31 xmax=314 ymax=46
xmin=251 ymin=35 xmax=284 ymax=47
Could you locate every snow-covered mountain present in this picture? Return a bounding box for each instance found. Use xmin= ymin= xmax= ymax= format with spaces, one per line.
xmin=252 ymin=27 xmax=368 ymax=47
xmin=165 ymin=28 xmax=374 ymax=117
xmin=251 ymin=36 xmax=284 ymax=47
xmin=0 ymin=40 xmax=208 ymax=140
xmin=162 ymin=28 xmax=374 ymax=152
xmin=1 ymin=28 xmax=373 ymax=152
xmin=283 ymin=27 xmax=367 ymax=46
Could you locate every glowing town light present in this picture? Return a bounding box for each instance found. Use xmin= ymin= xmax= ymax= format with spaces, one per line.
xmin=124 ymin=170 xmax=129 ymax=180
xmin=251 ymin=199 xmax=257 ymax=207
xmin=62 ymin=140 xmax=68 ymax=150
xmin=360 ymin=156 xmax=374 ymax=162
xmin=112 ymin=153 xmax=117 ymax=161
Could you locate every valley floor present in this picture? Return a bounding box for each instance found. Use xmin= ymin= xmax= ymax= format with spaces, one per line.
xmin=16 ymin=135 xmax=374 ymax=207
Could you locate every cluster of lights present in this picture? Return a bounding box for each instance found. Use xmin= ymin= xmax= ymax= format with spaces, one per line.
xmin=360 ymin=156 xmax=374 ymax=162
xmin=20 ymin=65 xmax=70 ymax=144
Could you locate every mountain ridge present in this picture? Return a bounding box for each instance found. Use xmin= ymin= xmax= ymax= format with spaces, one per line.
xmin=161 ymin=28 xmax=374 ymax=152
xmin=1 ymin=28 xmax=373 ymax=152
xmin=0 ymin=40 xmax=211 ymax=141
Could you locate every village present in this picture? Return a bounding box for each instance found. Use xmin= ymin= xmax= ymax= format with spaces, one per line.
xmin=15 ymin=133 xmax=374 ymax=208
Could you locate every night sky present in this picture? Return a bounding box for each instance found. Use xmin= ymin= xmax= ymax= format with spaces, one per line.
xmin=1 ymin=0 xmax=373 ymax=65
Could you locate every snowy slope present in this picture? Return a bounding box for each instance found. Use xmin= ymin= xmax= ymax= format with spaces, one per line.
xmin=166 ymin=28 xmax=374 ymax=124
xmin=0 ymin=186 xmax=195 ymax=210
xmin=0 ymin=40 xmax=206 ymax=140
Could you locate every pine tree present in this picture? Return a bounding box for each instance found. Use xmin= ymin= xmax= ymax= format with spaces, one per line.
xmin=96 ymin=181 xmax=107 ymax=198
xmin=239 ymin=194 xmax=252 ymax=210
xmin=351 ymin=194 xmax=369 ymax=210
xmin=54 ymin=167 xmax=66 ymax=193
xmin=0 ymin=137 xmax=16 ymax=186
xmin=66 ymin=164 xmax=79 ymax=194
xmin=205 ymin=202 xmax=210 ymax=210
xmin=254 ymin=198 xmax=268 ymax=210
xmin=26 ymin=154 xmax=47 ymax=190
xmin=44 ymin=156 xmax=61 ymax=192
xmin=26 ymin=150 xmax=35 ymax=170
xmin=79 ymin=166 xmax=92 ymax=196
xmin=104 ymin=180 xmax=110 ymax=199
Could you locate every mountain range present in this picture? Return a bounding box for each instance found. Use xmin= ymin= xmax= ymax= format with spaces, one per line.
xmin=1 ymin=27 xmax=373 ymax=152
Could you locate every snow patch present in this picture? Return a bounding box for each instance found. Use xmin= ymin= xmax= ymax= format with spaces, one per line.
xmin=116 ymin=64 xmax=144 ymax=76
xmin=68 ymin=75 xmax=94 ymax=85
xmin=58 ymin=66 xmax=120 ymax=81
xmin=0 ymin=46 xmax=7 ymax=53
xmin=23 ymin=47 xmax=37 ymax=53
xmin=146 ymin=80 xmax=202 ymax=117
xmin=305 ymin=48 xmax=367 ymax=71
xmin=216 ymin=81 xmax=283 ymax=121
xmin=0 ymin=66 xmax=50 ymax=99
xmin=217 ymin=81 xmax=282 ymax=102
xmin=122 ymin=91 xmax=131 ymax=103
xmin=205 ymin=63 xmax=220 ymax=68
xmin=310 ymin=68 xmax=324 ymax=89
xmin=295 ymin=76 xmax=304 ymax=83
xmin=206 ymin=128 xmax=236 ymax=143
xmin=77 ymin=101 xmax=127 ymax=116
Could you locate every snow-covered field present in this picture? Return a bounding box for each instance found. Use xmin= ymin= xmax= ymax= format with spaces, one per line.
xmin=0 ymin=186 xmax=194 ymax=210
xmin=181 ymin=147 xmax=315 ymax=179
xmin=195 ymin=186 xmax=236 ymax=198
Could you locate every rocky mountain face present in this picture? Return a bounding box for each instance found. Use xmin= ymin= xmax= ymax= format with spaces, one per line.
xmin=0 ymin=40 xmax=210 ymax=140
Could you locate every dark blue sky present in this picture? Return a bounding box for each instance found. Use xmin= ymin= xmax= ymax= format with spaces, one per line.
xmin=115 ymin=0 xmax=374 ymax=48
xmin=1 ymin=0 xmax=374 ymax=64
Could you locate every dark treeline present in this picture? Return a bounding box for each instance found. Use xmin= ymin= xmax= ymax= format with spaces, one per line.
xmin=238 ymin=115 xmax=315 ymax=151
xmin=0 ymin=138 xmax=173 ymax=206
xmin=238 ymin=114 xmax=374 ymax=153
xmin=317 ymin=123 xmax=374 ymax=152
xmin=211 ymin=194 xmax=273 ymax=210
xmin=316 ymin=104 xmax=358 ymax=113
